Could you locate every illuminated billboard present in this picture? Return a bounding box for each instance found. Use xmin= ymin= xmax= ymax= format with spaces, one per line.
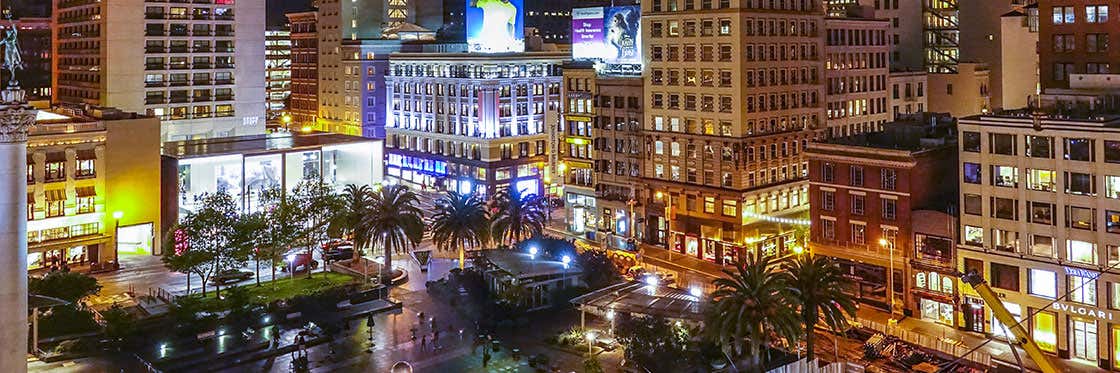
xmin=571 ymin=6 xmax=642 ymax=76
xmin=466 ymin=0 xmax=525 ymax=53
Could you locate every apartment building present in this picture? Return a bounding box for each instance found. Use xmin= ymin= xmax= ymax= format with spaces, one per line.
xmin=1000 ymin=6 xmax=1041 ymax=110
xmin=383 ymin=52 xmax=564 ymax=198
xmin=807 ymin=115 xmax=957 ymax=317
xmin=888 ymin=70 xmax=927 ymax=118
xmin=641 ymin=0 xmax=820 ymax=264
xmin=286 ymin=10 xmax=318 ymax=128
xmin=824 ymin=15 xmax=891 ymax=138
xmin=27 ymin=105 xmax=162 ymax=273
xmin=956 ymin=103 xmax=1120 ymax=370
xmin=265 ymin=29 xmax=291 ymax=120
xmin=927 ymin=62 xmax=992 ymax=117
xmin=1039 ymin=0 xmax=1119 ymax=91
xmin=559 ymin=62 xmax=645 ymax=250
xmin=52 ymin=0 xmax=266 ymax=142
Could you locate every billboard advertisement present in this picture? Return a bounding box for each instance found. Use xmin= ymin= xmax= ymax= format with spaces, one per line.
xmin=571 ymin=6 xmax=641 ymax=75
xmin=466 ymin=0 xmax=525 ymax=53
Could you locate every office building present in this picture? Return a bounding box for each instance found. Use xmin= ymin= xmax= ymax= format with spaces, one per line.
xmin=27 ymin=104 xmax=162 ymax=271
xmin=287 ymin=10 xmax=319 ymax=128
xmin=927 ymin=62 xmax=992 ymax=117
xmin=559 ymin=62 xmax=645 ymax=250
xmin=383 ymin=51 xmax=565 ymax=198
xmin=888 ymin=70 xmax=928 ymax=118
xmin=641 ymin=0 xmax=820 ymax=264
xmin=52 ymin=0 xmax=267 ymax=142
xmin=824 ymin=15 xmax=891 ymax=138
xmin=807 ymin=115 xmax=957 ymax=317
xmin=266 ymin=29 xmax=292 ymax=121
xmin=999 ymin=6 xmax=1041 ymax=110
xmin=1039 ymin=0 xmax=1118 ymax=91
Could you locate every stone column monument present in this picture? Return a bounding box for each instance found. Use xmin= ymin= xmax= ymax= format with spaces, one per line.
xmin=0 ymin=10 xmax=35 ymax=372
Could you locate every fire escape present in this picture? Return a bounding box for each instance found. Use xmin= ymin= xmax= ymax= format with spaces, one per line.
xmin=924 ymin=0 xmax=960 ymax=74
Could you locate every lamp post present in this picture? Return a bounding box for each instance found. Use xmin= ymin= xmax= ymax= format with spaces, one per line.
xmin=879 ymin=237 xmax=897 ymax=321
xmin=585 ymin=331 xmax=597 ymax=356
xmin=112 ymin=211 xmax=123 ymax=268
xmin=655 ymin=191 xmax=672 ymax=261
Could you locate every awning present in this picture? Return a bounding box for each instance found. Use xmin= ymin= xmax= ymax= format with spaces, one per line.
xmin=45 ymin=189 xmax=65 ymax=201
xmin=76 ymin=149 xmax=96 ymax=160
xmin=76 ymin=186 xmax=96 ymax=197
xmin=45 ymin=152 xmax=65 ymax=162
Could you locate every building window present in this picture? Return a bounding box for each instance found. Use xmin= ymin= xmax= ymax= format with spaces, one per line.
xmin=1066 ymin=172 xmax=1097 ymax=196
xmin=1065 ymin=138 xmax=1094 ymax=161
xmin=849 ymin=166 xmax=863 ymax=186
xmin=1026 ymin=135 xmax=1053 ymax=158
xmin=820 ymin=190 xmax=834 ymax=211
xmin=703 ymin=196 xmax=716 ymax=214
xmin=821 ymin=219 xmax=835 ymax=240
xmin=963 ymin=194 xmax=982 ymax=215
xmin=76 ymin=158 xmax=95 ymax=178
xmin=1107 ymin=211 xmax=1120 ymax=233
xmin=881 ymin=169 xmax=896 ymax=190
xmin=1087 ymin=33 xmax=1110 ymax=53
xmin=991 ymin=165 xmax=1018 ymax=187
xmin=1031 ymin=235 xmax=1055 ymax=258
xmin=990 ymin=263 xmax=1019 ymax=292
xmin=1026 ymin=169 xmax=1057 ymax=192
xmin=1087 ymin=5 xmax=1109 ymax=23
xmin=962 ymin=131 xmax=980 ymax=152
xmin=1052 ymin=6 xmax=1075 ymax=24
xmin=989 ymin=133 xmax=1016 ymax=155
xmin=991 ymin=197 xmax=1017 ymax=220
xmin=881 ymin=198 xmax=896 ymax=220
xmin=915 ymin=234 xmax=953 ymax=262
xmin=44 ymin=160 xmax=65 ymax=182
xmin=850 ymin=194 xmax=864 ymax=215
xmin=1070 ymin=275 xmax=1098 ymax=305
xmin=1068 ymin=239 xmax=1097 ymax=264
xmin=1029 ymin=201 xmax=1055 ymax=225
xmin=722 ymin=200 xmax=737 ymax=217
xmin=822 ymin=162 xmax=835 ymax=182
xmin=992 ymin=229 xmax=1019 ymax=252
xmin=1029 ymin=269 xmax=1057 ymax=299
xmin=964 ymin=225 xmax=983 ymax=246
xmin=1034 ymin=311 xmax=1058 ymax=353
xmin=1068 ymin=206 xmax=1096 ymax=231
xmin=850 ymin=223 xmax=866 ymax=245
xmin=45 ymin=190 xmax=64 ymax=218
xmin=963 ymin=162 xmax=981 ymax=184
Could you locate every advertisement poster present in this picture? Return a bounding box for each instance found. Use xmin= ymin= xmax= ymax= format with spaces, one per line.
xmin=570 ymin=6 xmax=641 ymax=75
xmin=466 ymin=0 xmax=525 ymax=53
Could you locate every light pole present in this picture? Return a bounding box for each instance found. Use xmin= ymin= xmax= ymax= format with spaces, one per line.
xmin=585 ymin=331 xmax=597 ymax=356
xmin=879 ymin=237 xmax=896 ymax=321
xmin=112 ymin=211 xmax=123 ymax=268
xmin=655 ymin=191 xmax=672 ymax=261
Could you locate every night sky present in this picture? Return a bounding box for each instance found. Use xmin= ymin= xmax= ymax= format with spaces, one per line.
xmin=266 ymin=0 xmax=316 ymax=28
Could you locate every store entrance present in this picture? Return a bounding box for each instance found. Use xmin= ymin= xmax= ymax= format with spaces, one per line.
xmin=117 ymin=223 xmax=154 ymax=256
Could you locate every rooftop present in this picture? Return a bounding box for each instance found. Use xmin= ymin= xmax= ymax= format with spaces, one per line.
xmin=162 ymin=131 xmax=378 ymax=159
xmin=569 ymin=281 xmax=704 ymax=322
xmin=481 ymin=250 xmax=582 ymax=279
xmin=821 ymin=114 xmax=956 ymax=152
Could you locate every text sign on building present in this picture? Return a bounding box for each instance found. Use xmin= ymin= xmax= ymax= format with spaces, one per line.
xmin=1052 ymin=302 xmax=1115 ymax=321
xmin=466 ymin=0 xmax=525 ymax=54
xmin=570 ymin=6 xmax=642 ymax=76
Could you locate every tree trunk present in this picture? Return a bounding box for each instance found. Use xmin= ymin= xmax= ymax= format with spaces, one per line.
xmin=270 ymin=256 xmax=276 ymax=287
xmin=383 ymin=243 xmax=392 ymax=283
xmin=748 ymin=341 xmax=763 ymax=373
xmin=804 ymin=310 xmax=817 ymax=361
xmin=255 ymin=258 xmax=261 ymax=286
xmin=185 ymin=272 xmax=192 ymax=294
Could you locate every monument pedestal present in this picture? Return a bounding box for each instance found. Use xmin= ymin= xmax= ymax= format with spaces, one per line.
xmin=0 ymin=88 xmax=37 ymax=373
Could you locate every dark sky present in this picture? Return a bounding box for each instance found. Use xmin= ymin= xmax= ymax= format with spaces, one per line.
xmin=267 ymin=0 xmax=316 ymax=29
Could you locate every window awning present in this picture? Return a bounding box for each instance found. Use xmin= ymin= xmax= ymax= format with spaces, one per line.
xmin=45 ymin=189 xmax=65 ymax=201
xmin=76 ymin=149 xmax=96 ymax=160
xmin=45 ymin=152 xmax=66 ymax=162
xmin=76 ymin=186 xmax=96 ymax=198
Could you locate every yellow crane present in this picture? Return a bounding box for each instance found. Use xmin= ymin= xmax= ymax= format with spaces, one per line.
xmin=959 ymin=271 xmax=1058 ymax=373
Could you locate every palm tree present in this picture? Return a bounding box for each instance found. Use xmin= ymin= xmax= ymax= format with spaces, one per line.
xmin=784 ymin=253 xmax=857 ymax=362
xmin=490 ymin=186 xmax=547 ymax=246
xmin=431 ymin=191 xmax=491 ymax=270
xmin=332 ymin=184 xmax=374 ymax=261
xmin=363 ymin=184 xmax=425 ymax=281
xmin=706 ymin=250 xmax=801 ymax=372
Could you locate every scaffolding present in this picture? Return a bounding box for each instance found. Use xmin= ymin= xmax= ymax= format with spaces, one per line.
xmin=923 ymin=0 xmax=959 ymax=73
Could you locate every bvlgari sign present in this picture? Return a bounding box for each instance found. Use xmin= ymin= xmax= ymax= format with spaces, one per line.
xmin=1052 ymin=302 xmax=1115 ymax=321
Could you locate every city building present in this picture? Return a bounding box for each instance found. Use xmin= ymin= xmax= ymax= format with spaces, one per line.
xmin=476 ymin=250 xmax=584 ymax=310
xmin=999 ymin=6 xmax=1040 ymax=111
xmin=956 ymin=95 xmax=1120 ymax=370
xmin=860 ymin=0 xmax=923 ymax=70
xmin=559 ymin=62 xmax=645 ymax=250
xmin=824 ymin=14 xmax=891 ymax=138
xmin=1038 ymin=0 xmax=1117 ymax=91
xmin=927 ymin=62 xmax=992 ymax=117
xmin=286 ymin=10 xmax=319 ymax=128
xmin=1 ymin=17 xmax=51 ymax=100
xmin=266 ymin=29 xmax=292 ymax=121
xmin=888 ymin=69 xmax=928 ymax=119
xmin=52 ymin=0 xmax=267 ymax=142
xmin=160 ymin=131 xmax=384 ymax=228
xmin=807 ymin=114 xmax=957 ymax=316
xmin=641 ymin=0 xmax=820 ymax=264
xmin=383 ymin=51 xmax=565 ymax=198
xmin=27 ymin=104 xmax=162 ymax=272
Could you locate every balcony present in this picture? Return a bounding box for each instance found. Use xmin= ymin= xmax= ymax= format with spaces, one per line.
xmin=193 ymin=63 xmax=212 ymax=69
xmin=168 ymin=63 xmax=190 ymax=70
xmin=145 ymin=80 xmax=167 ymax=87
xmin=192 ymin=79 xmax=211 ymax=86
xmin=169 ymin=47 xmax=190 ymax=53
xmin=168 ymin=31 xmax=190 ymax=37
xmin=145 ymin=64 xmax=165 ymax=70
xmin=144 ymin=30 xmax=166 ymax=37
xmin=214 ymin=30 xmax=234 ymax=37
xmin=192 ymin=14 xmax=211 ymax=20
xmin=192 ymin=95 xmax=212 ymax=102
xmin=214 ymin=95 xmax=234 ymax=102
xmin=168 ymin=80 xmax=190 ymax=87
xmin=215 ymin=111 xmax=235 ymax=117
xmin=169 ymin=96 xmax=191 ymax=104
xmin=167 ymin=14 xmax=190 ymax=20
xmin=145 ymin=46 xmax=166 ymax=53
xmin=28 ymin=222 xmax=101 ymax=245
xmin=193 ymin=47 xmax=212 ymax=53
xmin=145 ymin=96 xmax=167 ymax=104
xmin=215 ymin=63 xmax=234 ymax=69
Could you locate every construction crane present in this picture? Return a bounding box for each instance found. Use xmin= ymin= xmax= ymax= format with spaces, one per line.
xmin=959 ymin=271 xmax=1058 ymax=373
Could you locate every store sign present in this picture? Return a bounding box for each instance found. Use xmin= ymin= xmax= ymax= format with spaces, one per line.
xmin=1052 ymin=302 xmax=1116 ymax=321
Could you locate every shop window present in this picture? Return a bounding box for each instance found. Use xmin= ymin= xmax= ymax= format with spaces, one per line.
xmin=915 ymin=234 xmax=952 ymax=261
xmin=1068 ymin=239 xmax=1097 ymax=265
xmin=962 ymin=131 xmax=980 ymax=152
xmin=1065 ymin=172 xmax=1096 ymax=196
xmin=1065 ymin=138 xmax=1095 ymax=161
xmin=1069 ymin=275 xmax=1098 ymax=305
xmin=1028 ymin=269 xmax=1057 ymax=298
xmin=1067 ymin=206 xmax=1096 ymax=230
xmin=963 ymin=162 xmax=981 ymax=184
xmin=991 ymin=165 xmax=1017 ymax=187
xmin=1031 ymin=235 xmax=1055 ymax=258
xmin=1027 ymin=135 xmax=1053 ymax=158
xmin=1028 ymin=201 xmax=1054 ymax=225
xmin=1033 ymin=311 xmax=1057 ymax=353
xmin=990 ymin=263 xmax=1019 ymax=292
xmin=964 ymin=225 xmax=983 ymax=246
xmin=1026 ymin=169 xmax=1056 ymax=192
xmin=989 ymin=133 xmax=1016 ymax=155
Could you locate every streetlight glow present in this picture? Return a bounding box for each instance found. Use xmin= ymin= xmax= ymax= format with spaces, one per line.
xmin=561 ymin=255 xmax=571 ymax=268
xmin=112 ymin=211 xmax=123 ymax=220
xmin=878 ymin=238 xmax=888 ymax=247
xmin=529 ymin=245 xmax=538 ymax=258
xmin=644 ymin=275 xmax=659 ymax=287
xmin=655 ymin=191 xmax=664 ymax=199
xmin=689 ymin=286 xmax=702 ymax=298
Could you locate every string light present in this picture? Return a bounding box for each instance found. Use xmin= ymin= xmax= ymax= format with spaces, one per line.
xmin=742 ymin=211 xmax=811 ymax=226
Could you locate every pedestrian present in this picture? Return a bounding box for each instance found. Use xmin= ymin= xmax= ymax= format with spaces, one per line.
xmin=433 ymin=330 xmax=440 ymax=342
xmin=430 ymin=317 xmax=437 ymax=331
xmin=421 ymin=335 xmax=427 ymax=351
xmin=483 ymin=351 xmax=491 ymax=367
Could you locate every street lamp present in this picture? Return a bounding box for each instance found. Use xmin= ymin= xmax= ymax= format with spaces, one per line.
xmin=879 ymin=237 xmax=897 ymax=321
xmin=529 ymin=245 xmax=538 ymax=259
xmin=286 ymin=254 xmax=296 ymax=280
xmin=655 ymin=191 xmax=673 ymax=261
xmin=112 ymin=211 xmax=123 ymax=268
xmin=585 ymin=331 xmax=597 ymax=356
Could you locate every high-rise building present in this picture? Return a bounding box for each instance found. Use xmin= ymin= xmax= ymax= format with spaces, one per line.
xmin=999 ymin=6 xmax=1040 ymax=110
xmin=0 ymin=17 xmax=51 ymax=100
xmin=383 ymin=51 xmax=565 ymax=198
xmin=824 ymin=14 xmax=891 ymax=138
xmin=641 ymin=0 xmax=821 ymax=263
xmin=266 ymin=29 xmax=292 ymax=121
xmin=52 ymin=0 xmax=267 ymax=142
xmin=558 ymin=62 xmax=645 ymax=250
xmin=287 ymin=10 xmax=319 ymax=128
xmin=1038 ymin=0 xmax=1118 ymax=91
xmin=860 ymin=0 xmax=922 ymax=70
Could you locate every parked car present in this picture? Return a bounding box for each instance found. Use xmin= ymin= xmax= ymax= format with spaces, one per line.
xmin=210 ymin=269 xmax=253 ymax=285
xmin=320 ymin=239 xmax=353 ymax=251
xmin=281 ymin=253 xmax=319 ymax=273
xmin=324 ymin=245 xmax=355 ymax=261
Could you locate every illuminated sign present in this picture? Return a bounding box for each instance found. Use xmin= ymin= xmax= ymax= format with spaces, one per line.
xmin=466 ymin=0 xmax=525 ymax=53
xmin=571 ymin=6 xmax=642 ymax=76
xmin=1052 ymin=302 xmax=1115 ymax=321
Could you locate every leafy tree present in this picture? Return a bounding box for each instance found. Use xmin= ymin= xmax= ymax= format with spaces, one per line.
xmin=256 ymin=187 xmax=303 ymax=285
xmin=162 ymin=191 xmax=241 ymax=296
xmin=615 ymin=315 xmax=692 ymax=372
xmin=289 ymin=181 xmax=342 ymax=278
xmin=431 ymin=191 xmax=491 ymax=270
xmin=232 ymin=209 xmax=268 ymax=286
xmin=576 ymin=250 xmax=622 ymax=290
xmin=28 ymin=271 xmax=101 ymax=303
xmin=363 ymin=184 xmax=424 ymax=282
xmin=100 ymin=305 xmax=137 ymax=347
xmin=490 ymin=186 xmax=547 ymax=245
xmin=583 ymin=357 xmax=604 ymax=373
xmin=784 ymin=253 xmax=857 ymax=361
xmin=330 ymin=184 xmax=374 ymax=261
xmin=706 ymin=251 xmax=801 ymax=372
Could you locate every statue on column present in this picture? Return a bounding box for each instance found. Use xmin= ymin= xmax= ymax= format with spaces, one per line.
xmin=0 ymin=9 xmax=24 ymax=102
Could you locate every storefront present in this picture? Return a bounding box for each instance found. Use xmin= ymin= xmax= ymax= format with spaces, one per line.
xmin=835 ymin=258 xmax=888 ymax=309
xmin=912 ymin=270 xmax=956 ymax=326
